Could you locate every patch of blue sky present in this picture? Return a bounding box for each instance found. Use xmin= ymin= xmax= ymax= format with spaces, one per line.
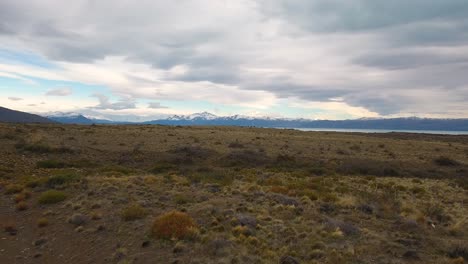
xmin=0 ymin=75 xmax=111 ymax=99
xmin=0 ymin=49 xmax=57 ymax=69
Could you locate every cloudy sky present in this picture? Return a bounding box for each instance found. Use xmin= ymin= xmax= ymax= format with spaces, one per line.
xmin=1 ymin=0 xmax=468 ymax=121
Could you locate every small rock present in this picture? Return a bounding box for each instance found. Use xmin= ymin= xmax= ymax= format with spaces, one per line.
xmin=33 ymin=253 xmax=42 ymax=258
xmin=75 ymin=226 xmax=84 ymax=232
xmin=68 ymin=213 xmax=87 ymax=226
xmin=280 ymin=255 xmax=300 ymax=264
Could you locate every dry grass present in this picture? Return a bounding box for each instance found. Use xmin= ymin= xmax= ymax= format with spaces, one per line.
xmin=0 ymin=123 xmax=467 ymax=263
xmin=151 ymin=211 xmax=198 ymax=240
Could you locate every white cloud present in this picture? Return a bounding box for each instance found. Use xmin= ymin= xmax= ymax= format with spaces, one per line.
xmin=0 ymin=0 xmax=468 ymax=118
xmin=45 ymin=87 xmax=73 ymax=96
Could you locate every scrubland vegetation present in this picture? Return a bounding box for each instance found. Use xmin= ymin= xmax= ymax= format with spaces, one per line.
xmin=0 ymin=123 xmax=467 ymax=263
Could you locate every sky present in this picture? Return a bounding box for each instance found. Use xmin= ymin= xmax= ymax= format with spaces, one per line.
xmin=1 ymin=0 xmax=468 ymax=121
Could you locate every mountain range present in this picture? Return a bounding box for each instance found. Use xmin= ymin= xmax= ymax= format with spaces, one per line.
xmin=0 ymin=106 xmax=55 ymax=124
xmin=44 ymin=111 xmax=468 ymax=131
xmin=0 ymin=106 xmax=467 ymax=131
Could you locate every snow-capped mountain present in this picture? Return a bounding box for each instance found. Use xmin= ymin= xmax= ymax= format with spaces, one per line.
xmin=41 ymin=111 xmax=468 ymax=131
xmin=167 ymin=112 xmax=219 ymax=120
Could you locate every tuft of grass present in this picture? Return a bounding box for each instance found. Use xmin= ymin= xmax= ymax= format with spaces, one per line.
xmin=16 ymin=201 xmax=28 ymax=211
xmin=5 ymin=184 xmax=24 ymax=194
xmin=38 ymin=190 xmax=67 ymax=204
xmin=121 ymin=204 xmax=148 ymax=221
xmin=37 ymin=217 xmax=49 ymax=227
xmin=151 ymin=210 xmax=198 ymax=240
xmin=14 ymin=193 xmax=26 ymax=203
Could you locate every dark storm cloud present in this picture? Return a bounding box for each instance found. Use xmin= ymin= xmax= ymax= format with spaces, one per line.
xmin=353 ymin=51 xmax=468 ymax=70
xmin=260 ymin=0 xmax=468 ymax=32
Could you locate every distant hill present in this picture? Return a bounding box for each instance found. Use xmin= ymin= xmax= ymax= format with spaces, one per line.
xmin=46 ymin=111 xmax=468 ymax=131
xmin=46 ymin=112 xmax=114 ymax=124
xmin=0 ymin=106 xmax=55 ymax=124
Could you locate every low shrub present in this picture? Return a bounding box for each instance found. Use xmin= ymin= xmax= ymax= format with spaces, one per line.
xmin=448 ymin=245 xmax=468 ymax=260
xmin=174 ymin=194 xmax=190 ymax=205
xmin=46 ymin=172 xmax=80 ymax=187
xmin=5 ymin=184 xmax=24 ymax=194
xmin=121 ymin=204 xmax=148 ymax=221
xmin=270 ymin=185 xmax=289 ymax=195
xmin=188 ymin=168 xmax=234 ymax=186
xmin=228 ymin=141 xmax=244 ymax=148
xmin=168 ymin=146 xmax=215 ymax=164
xmin=37 ymin=160 xmax=69 ymax=169
xmin=99 ymin=165 xmax=136 ymax=176
xmin=15 ymin=142 xmax=74 ymax=154
xmin=424 ymin=204 xmax=451 ymax=224
xmin=337 ymin=158 xmax=400 ymax=177
xmin=223 ymin=149 xmax=270 ymax=167
xmin=150 ymin=162 xmax=176 ymax=174
xmin=434 ymin=156 xmax=459 ymax=166
xmin=38 ymin=190 xmax=67 ymax=204
xmin=16 ymin=201 xmax=28 ymax=211
xmin=151 ymin=211 xmax=198 ymax=240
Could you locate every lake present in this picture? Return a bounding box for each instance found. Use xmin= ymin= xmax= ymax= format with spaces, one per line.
xmin=289 ymin=128 xmax=468 ymax=135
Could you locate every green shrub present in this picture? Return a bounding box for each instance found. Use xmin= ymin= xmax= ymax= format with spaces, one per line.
xmin=37 ymin=160 xmax=69 ymax=169
xmin=121 ymin=204 xmax=148 ymax=221
xmin=99 ymin=165 xmax=135 ymax=176
xmin=150 ymin=162 xmax=176 ymax=174
xmin=46 ymin=172 xmax=80 ymax=187
xmin=174 ymin=194 xmax=190 ymax=205
xmin=188 ymin=169 xmax=234 ymax=186
xmin=38 ymin=190 xmax=67 ymax=204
